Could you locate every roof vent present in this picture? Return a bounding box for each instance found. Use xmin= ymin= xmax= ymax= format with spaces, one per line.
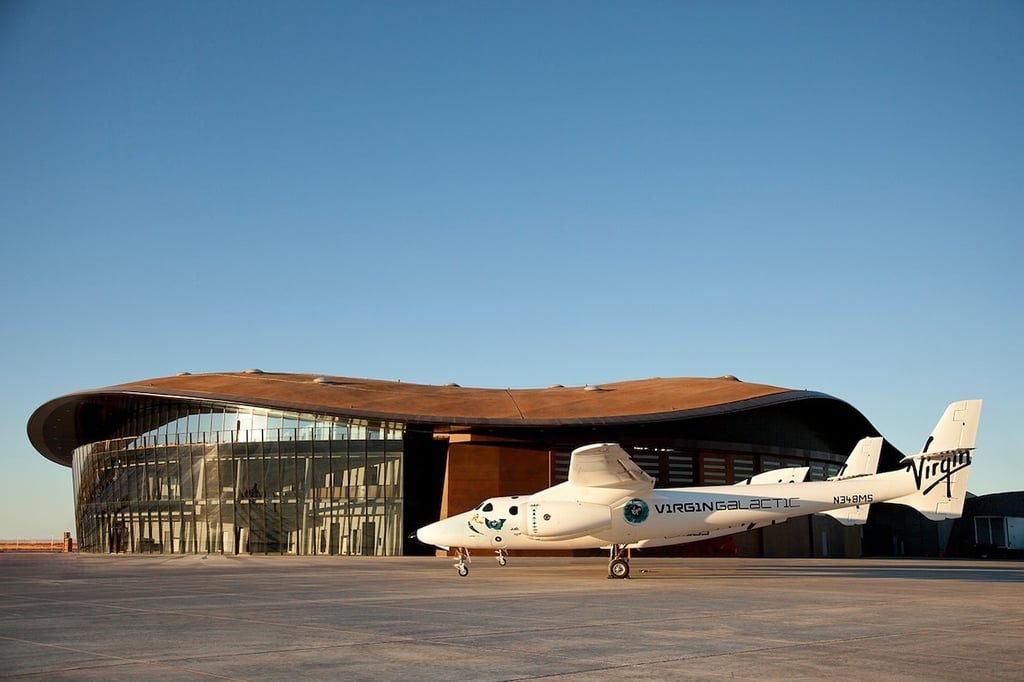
xmin=720 ymin=375 xmax=741 ymax=382
xmin=583 ymin=385 xmax=603 ymax=392
xmin=313 ymin=376 xmax=334 ymax=384
xmin=176 ymin=372 xmax=192 ymax=376
xmin=243 ymin=368 xmax=264 ymax=374
xmin=444 ymin=382 xmax=461 ymax=388
xmin=548 ymin=384 xmax=565 ymax=389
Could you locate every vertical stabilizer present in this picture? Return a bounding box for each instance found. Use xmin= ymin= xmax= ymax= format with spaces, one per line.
xmin=889 ymin=400 xmax=982 ymax=520
xmin=921 ymin=399 xmax=982 ymax=454
xmin=821 ymin=437 xmax=883 ymax=526
xmin=831 ymin=436 xmax=883 ymax=480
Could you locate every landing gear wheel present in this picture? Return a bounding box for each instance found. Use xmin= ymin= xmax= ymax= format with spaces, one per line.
xmin=495 ymin=549 xmax=508 ymax=567
xmin=497 ymin=555 xmax=507 ymax=566
xmin=609 ymin=558 xmax=630 ymax=579
xmin=608 ymin=543 xmax=631 ymax=579
xmin=454 ymin=547 xmax=471 ymax=577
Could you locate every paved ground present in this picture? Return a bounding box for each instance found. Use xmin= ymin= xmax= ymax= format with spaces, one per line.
xmin=1 ymin=553 xmax=1021 ymax=680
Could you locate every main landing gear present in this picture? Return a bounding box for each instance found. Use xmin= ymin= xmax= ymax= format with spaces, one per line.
xmin=608 ymin=544 xmax=630 ymax=579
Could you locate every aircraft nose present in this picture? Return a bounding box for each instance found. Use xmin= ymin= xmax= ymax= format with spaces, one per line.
xmin=413 ymin=520 xmax=449 ymax=549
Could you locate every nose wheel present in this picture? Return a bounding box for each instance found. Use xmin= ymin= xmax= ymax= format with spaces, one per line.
xmin=608 ymin=544 xmax=630 ymax=579
xmin=496 ymin=549 xmax=508 ymax=566
xmin=454 ymin=548 xmax=471 ymax=576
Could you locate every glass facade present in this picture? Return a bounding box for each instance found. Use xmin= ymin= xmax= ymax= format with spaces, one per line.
xmin=72 ymin=401 xmax=404 ymax=555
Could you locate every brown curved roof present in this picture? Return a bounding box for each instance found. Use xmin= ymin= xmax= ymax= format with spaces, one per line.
xmin=28 ymin=372 xmax=832 ymax=466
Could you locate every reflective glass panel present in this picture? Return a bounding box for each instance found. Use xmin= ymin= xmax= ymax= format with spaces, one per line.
xmin=72 ymin=401 xmax=405 ymax=556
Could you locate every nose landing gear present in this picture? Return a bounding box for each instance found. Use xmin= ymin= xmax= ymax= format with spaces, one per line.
xmin=495 ymin=548 xmax=508 ymax=566
xmin=454 ymin=547 xmax=471 ymax=576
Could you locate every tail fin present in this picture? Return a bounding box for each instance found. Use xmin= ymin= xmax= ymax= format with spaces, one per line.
xmin=918 ymin=399 xmax=983 ymax=455
xmin=888 ymin=399 xmax=983 ymax=520
xmin=821 ymin=437 xmax=883 ymax=526
xmin=831 ymin=436 xmax=883 ymax=481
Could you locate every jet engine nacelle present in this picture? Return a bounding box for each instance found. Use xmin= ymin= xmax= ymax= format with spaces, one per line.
xmin=525 ymin=500 xmax=612 ymax=539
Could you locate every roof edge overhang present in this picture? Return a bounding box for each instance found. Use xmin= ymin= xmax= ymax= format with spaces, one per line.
xmin=101 ymin=385 xmax=836 ymax=428
xmin=28 ymin=373 xmax=847 ymax=467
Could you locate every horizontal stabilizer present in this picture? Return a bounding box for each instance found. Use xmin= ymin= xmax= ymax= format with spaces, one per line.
xmin=822 ymin=505 xmax=871 ymax=526
xmin=900 ymin=448 xmax=973 ymax=464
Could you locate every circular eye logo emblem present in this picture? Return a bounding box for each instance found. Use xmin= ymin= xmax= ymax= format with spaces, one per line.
xmin=623 ymin=498 xmax=649 ymax=524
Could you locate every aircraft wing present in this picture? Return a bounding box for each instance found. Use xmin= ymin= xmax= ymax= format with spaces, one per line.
xmin=738 ymin=466 xmax=809 ymax=485
xmin=567 ymin=443 xmax=655 ymax=491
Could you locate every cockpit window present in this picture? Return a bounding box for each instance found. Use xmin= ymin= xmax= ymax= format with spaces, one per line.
xmin=481 ymin=502 xmax=494 ymax=512
xmin=509 ymin=505 xmax=518 ymax=515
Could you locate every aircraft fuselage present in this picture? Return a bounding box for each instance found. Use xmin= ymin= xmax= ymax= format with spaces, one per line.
xmin=416 ymin=470 xmax=916 ymax=551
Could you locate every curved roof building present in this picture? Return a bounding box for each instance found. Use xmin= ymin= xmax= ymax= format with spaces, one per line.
xmin=28 ymin=373 xmax=896 ymax=557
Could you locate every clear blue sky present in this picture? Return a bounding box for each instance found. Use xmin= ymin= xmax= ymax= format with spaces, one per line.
xmin=2 ymin=2 xmax=1021 ymax=539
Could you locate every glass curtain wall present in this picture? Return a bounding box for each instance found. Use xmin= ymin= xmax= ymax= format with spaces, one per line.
xmin=71 ymin=401 xmax=404 ymax=555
